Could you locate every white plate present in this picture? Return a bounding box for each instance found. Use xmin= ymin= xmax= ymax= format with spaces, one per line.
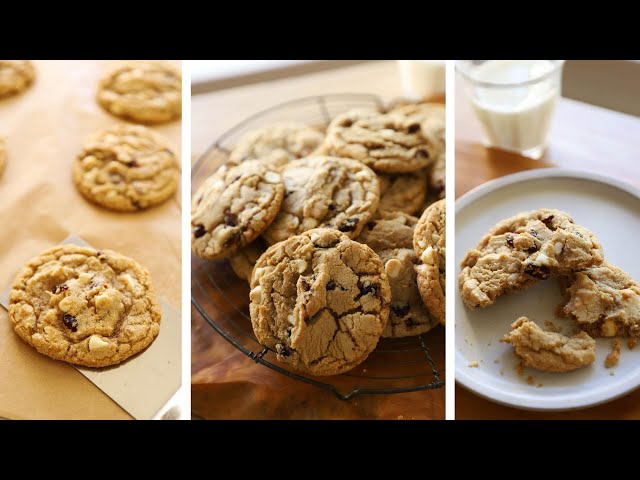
xmin=455 ymin=168 xmax=640 ymax=411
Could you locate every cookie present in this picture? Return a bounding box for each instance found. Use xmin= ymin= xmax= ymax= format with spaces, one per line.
xmin=229 ymin=122 xmax=324 ymax=168
xmin=73 ymin=124 xmax=180 ymax=211
xmin=413 ymin=199 xmax=446 ymax=325
xmin=428 ymin=152 xmax=445 ymax=200
xmin=0 ymin=60 xmax=34 ymax=99
xmin=97 ymin=60 xmax=181 ymax=124
xmin=229 ymin=239 xmax=267 ymax=283
xmin=262 ymin=156 xmax=379 ymax=245
xmin=501 ymin=317 xmax=596 ymax=372
xmin=459 ymin=209 xmax=604 ymax=309
xmin=356 ymin=210 xmax=418 ymax=251
xmin=0 ymin=136 xmax=5 ymax=177
xmin=388 ymin=102 xmax=445 ymax=149
xmin=320 ymin=109 xmax=436 ymax=173
xmin=192 ymin=160 xmax=284 ymax=260
xmin=378 ymin=170 xmax=428 ymax=215
xmin=8 ymin=244 xmax=161 ymax=367
xmin=562 ymin=263 xmax=640 ymax=338
xmin=249 ymin=228 xmax=391 ymax=376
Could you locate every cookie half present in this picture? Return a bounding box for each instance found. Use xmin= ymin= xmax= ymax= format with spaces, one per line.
xmin=501 ymin=317 xmax=595 ymax=372
xmin=250 ymin=228 xmax=391 ymax=376
xmin=73 ymin=124 xmax=180 ymax=211
xmin=459 ymin=209 xmax=604 ymax=309
xmin=229 ymin=122 xmax=324 ymax=168
xmin=8 ymin=245 xmax=161 ymax=367
xmin=191 ymin=160 xmax=284 ymax=260
xmin=562 ymin=263 xmax=640 ymax=338
xmin=0 ymin=60 xmax=34 ymax=99
xmin=262 ymin=156 xmax=380 ymax=245
xmin=320 ymin=109 xmax=436 ymax=173
xmin=97 ymin=60 xmax=181 ymax=124
xmin=413 ymin=199 xmax=446 ymax=325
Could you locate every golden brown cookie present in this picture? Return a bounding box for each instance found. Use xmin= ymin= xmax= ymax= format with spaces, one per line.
xmin=250 ymin=228 xmax=391 ymax=376
xmin=262 ymin=156 xmax=380 ymax=245
xmin=97 ymin=60 xmax=181 ymax=124
xmin=229 ymin=122 xmax=324 ymax=168
xmin=73 ymin=124 xmax=180 ymax=211
xmin=501 ymin=317 xmax=596 ymax=372
xmin=413 ymin=199 xmax=446 ymax=325
xmin=8 ymin=244 xmax=161 ymax=367
xmin=459 ymin=209 xmax=604 ymax=309
xmin=563 ymin=263 xmax=640 ymax=338
xmin=320 ymin=109 xmax=436 ymax=173
xmin=191 ymin=161 xmax=284 ymax=260
xmin=0 ymin=60 xmax=34 ymax=99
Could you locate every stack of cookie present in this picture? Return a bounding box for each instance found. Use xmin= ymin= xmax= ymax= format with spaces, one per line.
xmin=459 ymin=208 xmax=640 ymax=372
xmin=192 ymin=101 xmax=446 ymax=376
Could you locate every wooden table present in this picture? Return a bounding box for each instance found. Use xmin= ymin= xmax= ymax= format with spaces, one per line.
xmin=455 ymin=76 xmax=640 ymax=420
xmin=191 ymin=61 xmax=445 ymax=420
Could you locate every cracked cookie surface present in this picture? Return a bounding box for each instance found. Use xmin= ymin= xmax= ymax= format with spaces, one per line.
xmin=378 ymin=170 xmax=428 ymax=215
xmin=357 ymin=210 xmax=417 ymax=251
xmin=8 ymin=244 xmax=161 ymax=367
xmin=320 ymin=109 xmax=436 ymax=173
xmin=501 ymin=317 xmax=596 ymax=372
xmin=229 ymin=122 xmax=324 ymax=168
xmin=73 ymin=124 xmax=180 ymax=211
xmin=388 ymin=103 xmax=445 ymax=150
xmin=97 ymin=60 xmax=181 ymax=124
xmin=459 ymin=209 xmax=604 ymax=309
xmin=249 ymin=228 xmax=391 ymax=376
xmin=192 ymin=160 xmax=284 ymax=260
xmin=0 ymin=60 xmax=34 ymax=99
xmin=262 ymin=156 xmax=379 ymax=245
xmin=414 ymin=199 xmax=446 ymax=325
xmin=563 ymin=263 xmax=640 ymax=338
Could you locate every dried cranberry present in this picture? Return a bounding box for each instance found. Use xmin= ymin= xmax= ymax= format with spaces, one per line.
xmin=524 ymin=264 xmax=550 ymax=280
xmin=127 ymin=160 xmax=139 ymax=167
xmin=224 ymin=209 xmax=238 ymax=227
xmin=193 ymin=224 xmax=206 ymax=238
xmin=62 ymin=314 xmax=78 ymax=332
xmin=328 ymin=203 xmax=336 ymax=211
xmin=506 ymin=236 xmax=514 ymax=248
xmin=391 ymin=302 xmax=410 ymax=317
xmin=360 ymin=281 xmax=377 ymax=297
xmin=541 ymin=215 xmax=555 ymax=227
xmin=275 ymin=343 xmax=291 ymax=357
xmin=407 ymin=123 xmax=420 ymax=134
xmin=338 ymin=218 xmax=359 ymax=232
xmin=416 ymin=149 xmax=430 ymax=160
xmin=341 ymin=119 xmax=353 ymax=128
xmin=326 ymin=280 xmax=336 ymax=291
xmin=53 ymin=284 xmax=68 ymax=294
xmin=529 ymin=229 xmax=539 ymax=238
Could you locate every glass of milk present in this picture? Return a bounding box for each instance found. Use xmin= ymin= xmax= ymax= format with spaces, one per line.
xmin=457 ymin=60 xmax=565 ymax=159
xmin=397 ymin=60 xmax=446 ymax=100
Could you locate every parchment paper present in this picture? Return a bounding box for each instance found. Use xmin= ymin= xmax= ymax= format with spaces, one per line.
xmin=0 ymin=60 xmax=182 ymax=420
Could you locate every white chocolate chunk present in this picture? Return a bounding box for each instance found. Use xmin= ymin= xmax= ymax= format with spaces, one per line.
xmin=421 ymin=246 xmax=435 ymax=265
xmin=264 ymin=171 xmax=282 ymax=184
xmin=249 ymin=286 xmax=262 ymax=303
xmin=385 ymin=259 xmax=403 ymax=278
xmin=88 ymin=335 xmax=110 ymax=352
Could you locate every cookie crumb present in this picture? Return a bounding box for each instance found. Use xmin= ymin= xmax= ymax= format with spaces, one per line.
xmin=468 ymin=361 xmax=479 ymax=368
xmin=537 ymin=383 xmax=543 ymax=388
xmin=610 ymin=371 xmax=615 ymax=376
xmin=516 ymin=361 xmax=525 ymax=376
xmin=527 ymin=376 xmax=535 ymax=385
xmin=628 ymin=338 xmax=638 ymax=350
xmin=544 ymin=320 xmax=560 ymax=333
xmin=500 ymin=369 xmax=504 ymax=376
xmin=397 ymin=415 xmax=404 ymax=420
xmin=605 ymin=339 xmax=621 ymax=368
xmin=493 ymin=359 xmax=500 ymax=364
